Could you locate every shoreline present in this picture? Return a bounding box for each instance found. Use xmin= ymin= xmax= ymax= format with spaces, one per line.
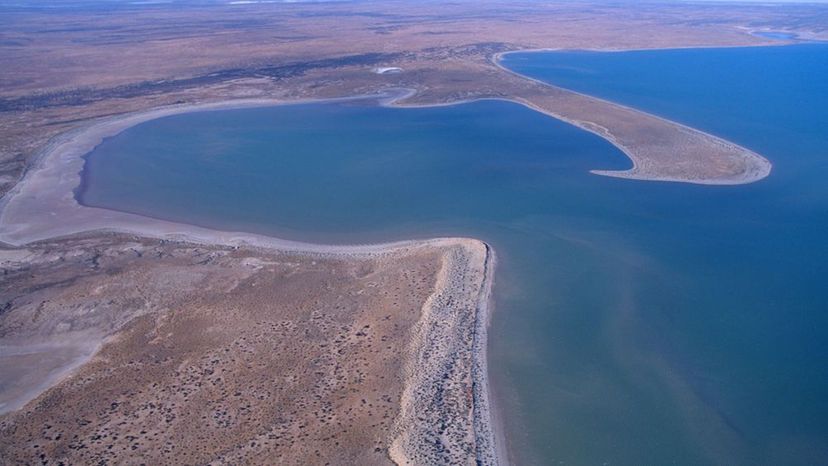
xmin=0 ymin=49 xmax=781 ymax=461
xmin=472 ymin=243 xmax=503 ymax=465
xmin=388 ymin=239 xmax=502 ymax=465
xmin=491 ymin=49 xmax=773 ymax=185
xmin=0 ymin=92 xmax=410 ymax=248
xmin=496 ymin=40 xmax=789 ymax=55
xmin=0 ymin=62 xmax=776 ymax=247
xmin=0 ymin=92 xmax=505 ymax=464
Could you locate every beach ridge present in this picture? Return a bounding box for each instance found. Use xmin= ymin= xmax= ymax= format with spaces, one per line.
xmin=491 ymin=50 xmax=772 ymax=185
xmin=389 ymin=239 xmax=500 ymax=465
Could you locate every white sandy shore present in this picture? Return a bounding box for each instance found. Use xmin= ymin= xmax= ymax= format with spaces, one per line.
xmin=389 ymin=239 xmax=499 ymax=464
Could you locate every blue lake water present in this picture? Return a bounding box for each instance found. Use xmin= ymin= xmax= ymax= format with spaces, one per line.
xmin=80 ymin=44 xmax=828 ymax=464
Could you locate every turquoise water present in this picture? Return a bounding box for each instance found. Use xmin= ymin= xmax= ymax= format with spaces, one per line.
xmin=80 ymin=44 xmax=828 ymax=464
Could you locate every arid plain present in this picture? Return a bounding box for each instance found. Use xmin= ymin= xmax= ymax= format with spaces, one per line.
xmin=1 ymin=1 xmax=827 ymax=464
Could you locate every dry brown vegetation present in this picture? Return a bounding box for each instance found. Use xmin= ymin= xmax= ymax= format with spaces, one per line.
xmin=0 ymin=234 xmax=451 ymax=464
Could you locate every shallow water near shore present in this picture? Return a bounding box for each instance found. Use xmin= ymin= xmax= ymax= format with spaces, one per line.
xmin=80 ymin=44 xmax=828 ymax=464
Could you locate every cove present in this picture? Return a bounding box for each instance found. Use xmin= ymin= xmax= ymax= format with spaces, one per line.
xmin=80 ymin=44 xmax=828 ymax=464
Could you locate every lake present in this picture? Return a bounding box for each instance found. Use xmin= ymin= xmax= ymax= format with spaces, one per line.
xmin=80 ymin=44 xmax=828 ymax=464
